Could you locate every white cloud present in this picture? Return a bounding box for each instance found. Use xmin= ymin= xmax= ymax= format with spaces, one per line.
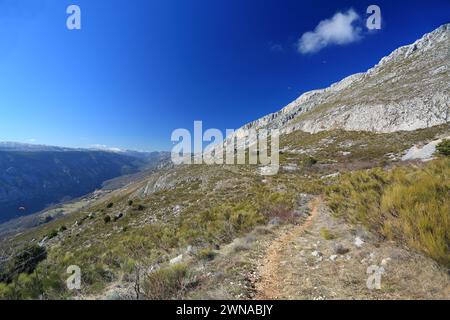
xmin=297 ymin=9 xmax=362 ymax=54
xmin=90 ymin=144 xmax=123 ymax=153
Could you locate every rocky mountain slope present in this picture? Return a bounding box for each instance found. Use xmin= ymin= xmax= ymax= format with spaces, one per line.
xmin=234 ymin=23 xmax=449 ymax=136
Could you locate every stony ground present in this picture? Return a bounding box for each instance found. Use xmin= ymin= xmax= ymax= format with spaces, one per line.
xmin=190 ymin=196 xmax=449 ymax=300
xmin=253 ymin=198 xmax=450 ymax=300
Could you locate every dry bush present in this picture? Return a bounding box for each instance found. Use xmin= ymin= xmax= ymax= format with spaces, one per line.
xmin=142 ymin=263 xmax=192 ymax=300
xmin=264 ymin=205 xmax=298 ymax=224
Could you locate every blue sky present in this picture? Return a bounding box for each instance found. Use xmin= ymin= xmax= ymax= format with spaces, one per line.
xmin=0 ymin=0 xmax=448 ymax=151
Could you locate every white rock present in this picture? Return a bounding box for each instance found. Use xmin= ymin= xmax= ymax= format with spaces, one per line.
xmin=282 ymin=164 xmax=298 ymax=172
xmin=260 ymin=165 xmax=279 ymax=176
xmin=401 ymin=136 xmax=449 ymax=161
xmin=311 ymin=250 xmax=322 ymax=257
xmin=381 ymin=258 xmax=392 ymax=266
xmin=321 ymin=172 xmax=340 ymax=179
xmin=354 ymin=237 xmax=365 ymax=247
xmin=170 ymin=254 xmax=183 ymax=265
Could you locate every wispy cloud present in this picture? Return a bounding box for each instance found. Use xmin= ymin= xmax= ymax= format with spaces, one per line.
xmin=297 ymin=9 xmax=361 ymax=54
xmin=269 ymin=43 xmax=284 ymax=52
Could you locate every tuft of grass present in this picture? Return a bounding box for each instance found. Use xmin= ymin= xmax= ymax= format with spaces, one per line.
xmin=320 ymin=228 xmax=335 ymax=240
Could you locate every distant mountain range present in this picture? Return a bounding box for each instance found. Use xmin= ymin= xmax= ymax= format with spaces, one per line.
xmin=0 ymin=142 xmax=77 ymax=152
xmin=0 ymin=142 xmax=170 ymax=223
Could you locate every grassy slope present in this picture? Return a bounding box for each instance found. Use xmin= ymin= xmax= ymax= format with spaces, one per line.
xmin=325 ymin=157 xmax=450 ymax=267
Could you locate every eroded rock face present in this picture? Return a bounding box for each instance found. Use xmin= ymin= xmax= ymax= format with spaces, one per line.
xmin=235 ymin=24 xmax=449 ymax=135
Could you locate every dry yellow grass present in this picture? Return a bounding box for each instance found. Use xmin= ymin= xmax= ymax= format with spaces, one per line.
xmin=326 ymin=158 xmax=450 ymax=267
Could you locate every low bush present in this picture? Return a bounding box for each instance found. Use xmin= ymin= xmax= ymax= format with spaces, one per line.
xmin=436 ymin=139 xmax=450 ymax=156
xmin=304 ymin=156 xmax=318 ymax=167
xmin=197 ymin=248 xmax=217 ymax=261
xmin=15 ymin=245 xmax=46 ymax=274
xmin=0 ymin=244 xmax=47 ymax=284
xmin=47 ymin=229 xmax=58 ymax=239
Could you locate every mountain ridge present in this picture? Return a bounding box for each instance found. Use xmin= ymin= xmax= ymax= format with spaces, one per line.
xmin=0 ymin=141 xmax=168 ymax=155
xmin=234 ymin=23 xmax=449 ymax=136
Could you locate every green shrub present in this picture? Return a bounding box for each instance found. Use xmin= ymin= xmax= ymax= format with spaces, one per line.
xmin=436 ymin=139 xmax=450 ymax=156
xmin=197 ymin=248 xmax=217 ymax=261
xmin=47 ymin=229 xmax=58 ymax=239
xmin=128 ymin=200 xmax=133 ymax=206
xmin=0 ymin=265 xmax=69 ymax=300
xmin=106 ymin=202 xmax=114 ymax=209
xmin=104 ymin=216 xmax=111 ymax=224
xmin=0 ymin=282 xmax=14 ymax=299
xmin=304 ymin=156 xmax=317 ymax=167
xmin=14 ymin=245 xmax=47 ymax=275
xmin=0 ymin=245 xmax=47 ymax=284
